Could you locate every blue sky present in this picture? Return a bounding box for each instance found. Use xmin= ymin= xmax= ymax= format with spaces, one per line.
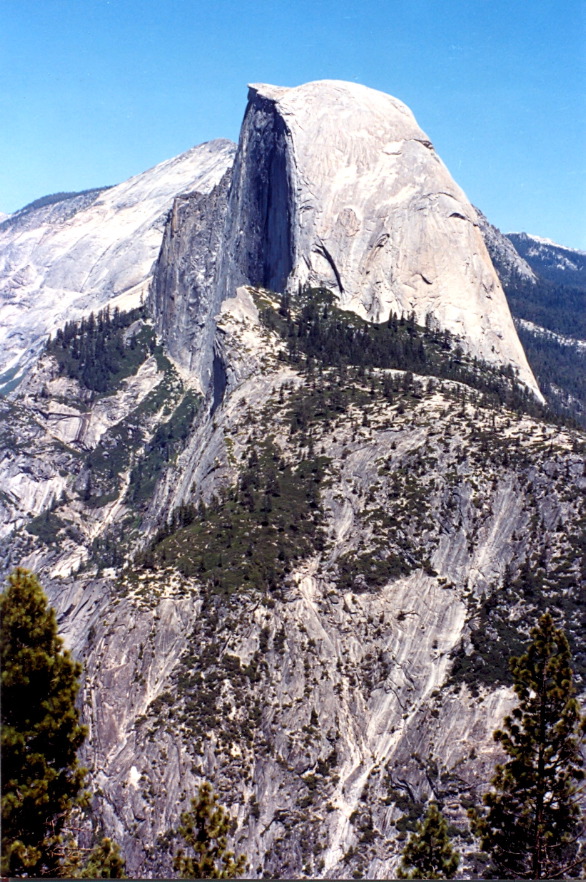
xmin=1 ymin=0 xmax=585 ymax=248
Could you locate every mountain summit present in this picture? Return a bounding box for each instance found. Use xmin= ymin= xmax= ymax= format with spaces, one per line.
xmin=0 ymin=139 xmax=235 ymax=387
xmin=217 ymin=80 xmax=540 ymax=396
xmin=1 ymin=81 xmax=540 ymax=398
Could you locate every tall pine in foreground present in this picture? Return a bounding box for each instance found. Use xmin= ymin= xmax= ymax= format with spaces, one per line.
xmin=0 ymin=568 xmax=88 ymax=876
xmin=471 ymin=612 xmax=585 ymax=879
xmin=397 ymin=801 xmax=460 ymax=879
xmin=173 ymin=781 xmax=248 ymax=879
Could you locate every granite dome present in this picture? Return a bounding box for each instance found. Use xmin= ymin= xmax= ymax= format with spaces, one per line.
xmin=219 ymin=80 xmax=540 ymax=397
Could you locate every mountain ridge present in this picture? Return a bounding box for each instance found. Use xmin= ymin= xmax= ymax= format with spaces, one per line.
xmin=0 ymin=138 xmax=236 ymax=390
xmin=0 ymin=80 xmax=584 ymax=879
xmin=506 ymin=231 xmax=586 ymax=290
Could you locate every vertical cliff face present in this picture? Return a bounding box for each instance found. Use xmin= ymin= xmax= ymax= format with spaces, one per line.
xmin=151 ymin=91 xmax=296 ymax=394
xmin=214 ymin=81 xmax=540 ymax=398
xmin=150 ymin=167 xmax=233 ymax=390
xmin=217 ymin=89 xmax=295 ymax=298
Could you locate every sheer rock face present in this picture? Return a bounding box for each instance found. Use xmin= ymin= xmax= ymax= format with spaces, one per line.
xmin=217 ymin=90 xmax=295 ymax=298
xmin=150 ymin=168 xmax=233 ymax=390
xmin=0 ymin=139 xmax=235 ymax=383
xmin=218 ymin=80 xmax=539 ymax=396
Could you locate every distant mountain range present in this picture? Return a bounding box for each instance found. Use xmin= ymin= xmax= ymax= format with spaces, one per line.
xmin=507 ymin=232 xmax=586 ymax=289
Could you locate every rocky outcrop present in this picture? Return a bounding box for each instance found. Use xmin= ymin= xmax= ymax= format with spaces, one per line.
xmin=0 ymin=314 xmax=193 ymax=581
xmin=0 ymin=140 xmax=235 ymax=386
xmin=216 ymin=81 xmax=540 ymax=397
xmin=149 ymin=168 xmax=233 ymax=391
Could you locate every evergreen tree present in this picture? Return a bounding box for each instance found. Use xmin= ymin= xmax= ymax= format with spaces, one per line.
xmin=0 ymin=568 xmax=88 ymax=876
xmin=76 ymin=837 xmax=127 ymax=878
xmin=58 ymin=821 xmax=127 ymax=880
xmin=397 ymin=801 xmax=460 ymax=879
xmin=173 ymin=781 xmax=248 ymax=879
xmin=471 ymin=612 xmax=585 ymax=878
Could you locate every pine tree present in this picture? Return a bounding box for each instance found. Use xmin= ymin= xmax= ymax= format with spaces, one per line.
xmin=0 ymin=568 xmax=88 ymax=876
xmin=173 ymin=781 xmax=248 ymax=879
xmin=57 ymin=817 xmax=128 ymax=880
xmin=397 ymin=801 xmax=460 ymax=879
xmin=470 ymin=612 xmax=585 ymax=878
xmin=77 ymin=837 xmax=127 ymax=878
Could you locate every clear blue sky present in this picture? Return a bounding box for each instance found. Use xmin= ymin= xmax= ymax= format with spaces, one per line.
xmin=1 ymin=0 xmax=585 ymax=248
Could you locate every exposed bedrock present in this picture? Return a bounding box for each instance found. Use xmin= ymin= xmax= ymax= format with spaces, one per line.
xmin=216 ymin=80 xmax=540 ymax=397
xmin=0 ymin=139 xmax=236 ymax=384
xmin=150 ymin=168 xmax=233 ymax=390
xmin=216 ymin=89 xmax=295 ymax=299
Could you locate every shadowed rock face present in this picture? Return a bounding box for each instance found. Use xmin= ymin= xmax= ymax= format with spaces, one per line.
xmin=217 ymin=89 xmax=294 ymax=298
xmin=151 ymin=98 xmax=294 ymax=393
xmin=216 ymin=80 xmax=540 ymax=398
